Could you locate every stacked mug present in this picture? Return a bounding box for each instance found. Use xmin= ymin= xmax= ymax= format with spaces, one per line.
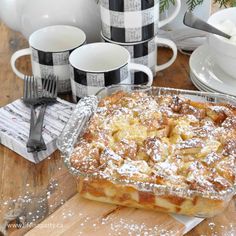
xmin=11 ymin=0 xmax=181 ymax=102
xmin=70 ymin=0 xmax=181 ymax=101
xmin=100 ymin=0 xmax=181 ymax=84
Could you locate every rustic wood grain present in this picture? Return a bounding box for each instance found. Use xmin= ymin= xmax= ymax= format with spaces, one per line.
xmin=0 ymin=13 xmax=235 ymax=236
xmin=0 ymin=21 xmax=77 ymax=236
xmin=25 ymin=194 xmax=185 ymax=236
xmin=156 ymin=47 xmax=196 ymax=90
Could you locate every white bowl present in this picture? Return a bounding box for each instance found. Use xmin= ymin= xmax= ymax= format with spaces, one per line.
xmin=208 ymin=8 xmax=236 ymax=79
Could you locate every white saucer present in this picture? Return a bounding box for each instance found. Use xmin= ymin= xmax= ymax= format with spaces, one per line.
xmin=190 ymin=71 xmax=218 ymax=93
xmin=190 ymin=45 xmax=236 ymax=97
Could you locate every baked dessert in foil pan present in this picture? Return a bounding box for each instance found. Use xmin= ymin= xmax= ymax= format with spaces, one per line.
xmin=57 ymin=85 xmax=236 ymax=217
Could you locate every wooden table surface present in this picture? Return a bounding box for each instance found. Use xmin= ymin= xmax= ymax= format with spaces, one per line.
xmin=0 ymin=21 xmax=235 ymax=236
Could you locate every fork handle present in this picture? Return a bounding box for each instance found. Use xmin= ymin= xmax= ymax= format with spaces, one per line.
xmin=27 ymin=104 xmax=47 ymax=151
xmin=29 ymin=105 xmax=36 ymax=135
xmin=27 ymin=106 xmax=40 ymax=151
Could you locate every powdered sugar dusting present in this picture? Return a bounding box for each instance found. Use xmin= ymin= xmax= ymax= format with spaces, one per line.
xmin=62 ymin=90 xmax=236 ymax=212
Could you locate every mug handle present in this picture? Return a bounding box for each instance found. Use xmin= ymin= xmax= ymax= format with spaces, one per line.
xmin=158 ymin=0 xmax=181 ymax=28
xmin=128 ymin=63 xmax=153 ymax=86
xmin=155 ymin=37 xmax=177 ymax=72
xmin=10 ymin=48 xmax=32 ymax=79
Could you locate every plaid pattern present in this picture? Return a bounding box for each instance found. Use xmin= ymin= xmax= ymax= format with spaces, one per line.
xmin=132 ymin=38 xmax=156 ymax=82
xmin=100 ymin=0 xmax=159 ymax=43
xmin=102 ymin=36 xmax=156 ymax=84
xmin=70 ymin=80 xmax=103 ymax=102
xmin=31 ymin=46 xmax=84 ymax=93
xmin=70 ymin=64 xmax=130 ymax=100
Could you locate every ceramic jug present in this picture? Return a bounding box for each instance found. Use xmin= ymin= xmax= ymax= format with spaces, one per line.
xmin=0 ymin=0 xmax=101 ymax=42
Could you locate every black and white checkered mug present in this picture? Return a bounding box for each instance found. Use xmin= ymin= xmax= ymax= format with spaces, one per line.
xmin=10 ymin=25 xmax=86 ymax=93
xmin=100 ymin=0 xmax=181 ymax=43
xmin=69 ymin=42 xmax=153 ymax=101
xmin=101 ymin=32 xmax=177 ymax=84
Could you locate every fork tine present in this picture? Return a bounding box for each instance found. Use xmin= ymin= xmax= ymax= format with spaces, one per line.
xmin=29 ymin=76 xmax=32 ymax=98
xmin=32 ymin=76 xmax=35 ymax=98
xmin=35 ymin=77 xmax=39 ymax=99
xmin=53 ymin=76 xmax=58 ymax=98
xmin=51 ymin=76 xmax=55 ymax=98
xmin=32 ymin=76 xmax=35 ymax=99
xmin=46 ymin=76 xmax=51 ymax=97
xmin=49 ymin=75 xmax=55 ymax=98
xmin=47 ymin=76 xmax=51 ymax=95
xmin=48 ymin=75 xmax=54 ymax=98
xmin=52 ymin=75 xmax=57 ymax=98
xmin=34 ymin=76 xmax=39 ymax=99
xmin=23 ymin=75 xmax=28 ymax=99
xmin=27 ymin=76 xmax=30 ymax=99
xmin=42 ymin=77 xmax=47 ymax=97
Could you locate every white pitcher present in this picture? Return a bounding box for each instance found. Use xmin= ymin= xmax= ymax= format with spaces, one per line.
xmin=0 ymin=0 xmax=101 ymax=42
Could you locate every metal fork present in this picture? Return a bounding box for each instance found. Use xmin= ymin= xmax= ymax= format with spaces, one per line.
xmin=23 ymin=75 xmax=46 ymax=152
xmin=26 ymin=75 xmax=58 ymax=152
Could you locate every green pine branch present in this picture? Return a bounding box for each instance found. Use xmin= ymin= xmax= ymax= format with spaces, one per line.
xmin=186 ymin=0 xmax=204 ymax=11
xmin=96 ymin=0 xmax=236 ymax=12
xmin=214 ymin=0 xmax=236 ymax=7
xmin=160 ymin=0 xmax=235 ymax=13
xmin=160 ymin=0 xmax=176 ymax=13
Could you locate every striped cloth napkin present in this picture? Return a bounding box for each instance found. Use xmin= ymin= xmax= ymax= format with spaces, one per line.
xmin=0 ymin=98 xmax=75 ymax=163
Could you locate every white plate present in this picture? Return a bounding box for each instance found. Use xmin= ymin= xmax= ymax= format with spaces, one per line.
xmin=190 ymin=70 xmax=235 ymax=97
xmin=190 ymin=70 xmax=227 ymax=94
xmin=190 ymin=71 xmax=217 ymax=93
xmin=190 ymin=70 xmax=215 ymax=92
xmin=191 ymin=78 xmax=209 ymax=92
xmin=190 ymin=45 xmax=236 ymax=97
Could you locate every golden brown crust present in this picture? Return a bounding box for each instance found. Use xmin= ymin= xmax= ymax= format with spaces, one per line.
xmin=70 ymin=91 xmax=236 ymax=216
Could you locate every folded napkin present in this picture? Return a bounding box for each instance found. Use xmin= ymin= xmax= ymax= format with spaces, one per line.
xmin=0 ymin=98 xmax=75 ymax=163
